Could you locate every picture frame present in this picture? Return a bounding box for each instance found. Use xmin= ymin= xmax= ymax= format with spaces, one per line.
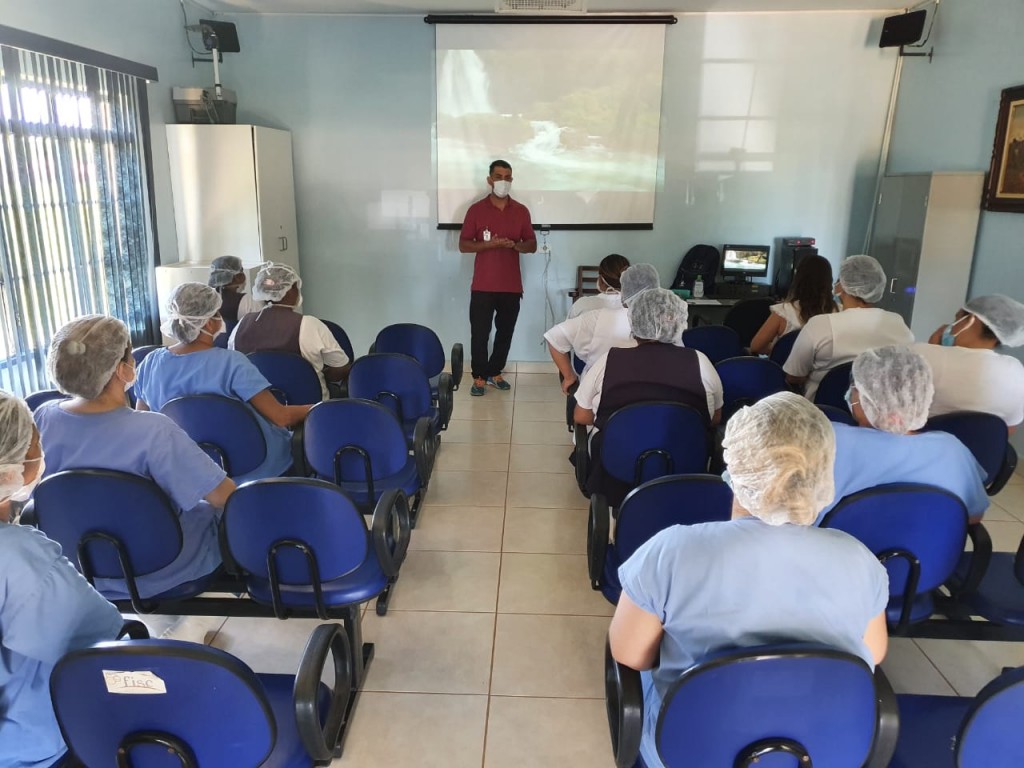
xmin=983 ymin=84 xmax=1024 ymax=213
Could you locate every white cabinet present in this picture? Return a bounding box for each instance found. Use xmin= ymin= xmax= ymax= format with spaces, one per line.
xmin=868 ymin=172 xmax=983 ymax=340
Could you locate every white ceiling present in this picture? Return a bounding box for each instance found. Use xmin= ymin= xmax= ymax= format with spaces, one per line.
xmin=198 ymin=0 xmax=906 ymax=15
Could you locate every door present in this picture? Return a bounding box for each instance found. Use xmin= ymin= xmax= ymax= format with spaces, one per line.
xmin=870 ymin=175 xmax=929 ymax=326
xmin=253 ymin=128 xmax=300 ymax=274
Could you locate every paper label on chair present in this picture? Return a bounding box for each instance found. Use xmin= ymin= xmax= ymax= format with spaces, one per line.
xmin=102 ymin=670 xmax=167 ymax=694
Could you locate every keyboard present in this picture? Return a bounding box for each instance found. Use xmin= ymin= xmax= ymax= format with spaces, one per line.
xmin=713 ymin=282 xmax=774 ymax=300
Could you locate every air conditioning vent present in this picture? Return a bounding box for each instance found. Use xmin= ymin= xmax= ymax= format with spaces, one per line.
xmin=496 ymin=0 xmax=586 ymax=13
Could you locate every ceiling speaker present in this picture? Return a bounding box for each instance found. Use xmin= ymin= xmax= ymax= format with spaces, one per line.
xmin=496 ymin=0 xmax=587 ymax=12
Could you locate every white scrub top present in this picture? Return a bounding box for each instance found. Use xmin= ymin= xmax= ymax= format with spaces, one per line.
xmin=544 ymin=303 xmax=635 ymax=375
xmin=913 ymin=342 xmax=1024 ymax=427
xmin=567 ymin=291 xmax=621 ymax=320
xmin=769 ymin=300 xmax=804 ymax=335
xmin=784 ymin=307 xmax=914 ymax=399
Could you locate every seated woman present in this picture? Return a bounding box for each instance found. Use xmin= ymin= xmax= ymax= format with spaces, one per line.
xmin=913 ymin=294 xmax=1024 ymax=431
xmin=565 ymin=253 xmax=631 ymax=319
xmin=574 ymin=288 xmax=723 ymax=507
xmin=0 ymin=390 xmax=123 ymax=768
xmin=34 ymin=315 xmax=235 ymax=599
xmin=229 ymin=262 xmax=350 ymax=400
xmin=546 ymin=262 xmax=654 ymax=395
xmin=208 ymin=255 xmax=257 ymax=328
xmin=784 ymin=254 xmax=913 ymax=399
xmin=609 ymin=392 xmax=888 ymax=768
xmin=135 ymin=283 xmax=310 ymax=484
xmin=819 ymin=345 xmax=989 ymax=524
xmin=749 ymin=253 xmax=836 ymax=355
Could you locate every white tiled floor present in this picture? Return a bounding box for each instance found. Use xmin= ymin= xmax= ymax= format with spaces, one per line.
xmin=142 ymin=362 xmax=1024 ymax=765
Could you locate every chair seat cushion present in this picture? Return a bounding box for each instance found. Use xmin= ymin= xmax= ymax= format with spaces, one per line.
xmin=333 ymin=459 xmax=422 ymax=506
xmin=889 ymin=694 xmax=970 ymax=768
xmin=258 ymin=673 xmax=332 ymax=768
xmin=246 ymin=554 xmax=389 ymax=609
xmin=402 ymin=409 xmax=442 ymax=441
xmin=100 ymin=568 xmax=223 ymax=603
xmin=963 ymin=552 xmax=1024 ymax=625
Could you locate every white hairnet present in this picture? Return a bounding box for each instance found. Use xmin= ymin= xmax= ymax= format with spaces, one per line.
xmin=620 ymin=264 xmax=660 ymax=306
xmin=852 ymin=345 xmax=933 ymax=434
xmin=162 ymin=283 xmax=223 ymax=344
xmin=839 ymin=255 xmax=887 ymax=304
xmin=48 ymin=315 xmax=131 ymax=400
xmin=723 ymin=391 xmax=836 ymax=526
xmin=628 ymin=288 xmax=688 ymax=343
xmin=253 ymin=262 xmax=299 ymax=303
xmin=0 ymin=390 xmax=34 ymax=502
xmin=208 ymin=255 xmax=244 ymax=288
xmin=964 ymin=295 xmax=1024 ymax=347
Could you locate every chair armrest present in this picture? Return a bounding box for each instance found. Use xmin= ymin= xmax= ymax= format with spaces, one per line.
xmin=450 ymin=343 xmax=464 ymax=390
xmin=867 ymin=667 xmax=899 ymax=768
xmin=294 ymin=623 xmax=353 ymax=762
xmin=290 ymin=422 xmax=309 ymax=477
xmin=438 ymin=372 xmax=454 ymax=430
xmin=117 ymin=620 xmax=151 ymax=640
xmin=988 ymin=443 xmax=1018 ymax=496
xmin=371 ymin=489 xmax=412 ymax=579
xmin=414 ymin=417 xmax=437 ymax=485
xmin=952 ymin=523 xmax=994 ymax=596
xmin=604 ymin=638 xmax=644 ymax=768
xmin=588 ymin=495 xmax=610 ymax=590
xmin=574 ymin=424 xmax=590 ymax=497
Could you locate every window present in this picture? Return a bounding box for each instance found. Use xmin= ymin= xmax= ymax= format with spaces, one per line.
xmin=0 ymin=41 xmax=158 ymax=396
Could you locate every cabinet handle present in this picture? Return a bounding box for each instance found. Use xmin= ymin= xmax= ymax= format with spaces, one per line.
xmin=889 ymin=277 xmax=898 ymax=294
xmin=279 ymin=236 xmax=288 ymax=251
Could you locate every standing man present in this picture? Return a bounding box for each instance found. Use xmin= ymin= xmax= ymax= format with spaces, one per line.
xmin=459 ymin=160 xmax=537 ymax=396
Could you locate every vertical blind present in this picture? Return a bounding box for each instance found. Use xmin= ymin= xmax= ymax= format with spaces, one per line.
xmin=0 ymin=44 xmax=157 ymax=397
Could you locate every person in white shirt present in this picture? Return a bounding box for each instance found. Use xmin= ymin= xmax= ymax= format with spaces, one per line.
xmin=565 ymin=254 xmax=631 ymax=320
xmin=749 ymin=253 xmax=837 ymax=355
xmin=229 ymin=262 xmax=350 ymax=399
xmin=914 ymin=294 xmax=1024 ymax=430
xmin=784 ymin=254 xmax=913 ymax=400
xmin=546 ymin=263 xmax=656 ymax=394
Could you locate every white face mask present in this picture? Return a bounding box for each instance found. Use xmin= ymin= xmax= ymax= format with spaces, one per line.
xmin=201 ymin=318 xmax=227 ymax=340
xmin=9 ymin=454 xmax=45 ymax=504
xmin=119 ymin=360 xmax=136 ymax=392
xmin=492 ymin=180 xmax=511 ymax=198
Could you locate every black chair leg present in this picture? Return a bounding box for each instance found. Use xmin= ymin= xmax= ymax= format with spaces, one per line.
xmin=334 ymin=604 xmax=374 ymax=759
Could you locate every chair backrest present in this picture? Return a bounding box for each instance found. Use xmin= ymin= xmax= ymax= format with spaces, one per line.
xmin=818 ymin=403 xmax=858 ymax=426
xmin=52 ymin=639 xmax=276 ymax=767
xmin=247 ymin=351 xmax=322 ymax=405
xmin=34 ymin=469 xmax=184 ymax=580
xmin=769 ymin=329 xmax=800 ymax=366
xmin=213 ymin=331 xmax=230 ymax=348
xmin=160 ymin=395 xmax=267 ymax=478
xmin=348 ymin=353 xmax=433 ymax=423
xmin=571 ymin=352 xmax=586 ymax=376
xmin=304 ymin=399 xmax=410 ymax=484
xmin=681 ymin=325 xmax=743 ymax=364
xmin=723 ymin=298 xmax=774 ymax=348
xmin=813 ymin=361 xmax=853 ymax=412
xmin=821 ymin=483 xmax=968 ymax=628
xmin=131 ymin=345 xmax=161 ymax=366
xmin=920 ymin=411 xmax=1008 ymax=486
xmin=957 ymin=666 xmax=1024 ymax=766
xmin=25 ymin=389 xmax=68 ymax=412
xmin=657 ymin=644 xmax=877 ymax=767
xmin=602 ymin=402 xmax=709 ymax=486
xmin=320 ymin=318 xmax=355 ymax=360
xmin=373 ymin=323 xmax=446 ymax=379
xmin=714 ymin=356 xmax=787 ymax=421
xmin=615 ymin=475 xmax=732 ymax=564
xmin=225 ymin=478 xmax=370 ymax=584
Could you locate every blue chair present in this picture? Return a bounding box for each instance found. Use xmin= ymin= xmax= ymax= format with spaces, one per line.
xmin=131 ymin=345 xmax=161 ymax=366
xmin=819 ymin=403 xmax=858 ymax=426
xmin=25 ymin=389 xmax=68 ymax=411
xmin=681 ymin=324 xmax=743 ymax=364
xmin=891 ymin=666 xmax=1024 ymax=767
xmin=51 ymin=623 xmax=357 ymax=765
xmin=303 ymin=399 xmax=432 ymax=524
xmin=821 ymin=483 xmax=969 ymax=634
xmin=588 ymin=475 xmax=732 ymax=604
xmin=213 ymin=331 xmax=230 ymax=348
xmin=320 ymin=318 xmax=355 ymax=361
xmin=921 ymin=411 xmax=1018 ymax=495
xmin=814 ymin=361 xmax=853 ymax=412
xmin=373 ymin=322 xmax=463 ymax=392
xmin=714 ymin=356 xmax=787 ymax=421
xmin=348 ymin=353 xmax=446 ymax=439
xmin=160 ymin=394 xmax=272 ymax=479
xmin=571 ymin=352 xmax=586 ymax=376
xmin=248 ymin=351 xmax=323 ymax=405
xmin=769 ymin=329 xmax=800 ymax=366
xmin=33 ymin=469 xmax=223 ymax=613
xmin=605 ymin=641 xmax=884 ymax=768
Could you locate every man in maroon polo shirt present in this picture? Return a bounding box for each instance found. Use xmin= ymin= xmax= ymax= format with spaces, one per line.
xmin=459 ymin=159 xmax=537 ymax=396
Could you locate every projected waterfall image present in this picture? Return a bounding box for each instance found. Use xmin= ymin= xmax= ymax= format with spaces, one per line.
xmin=435 ymin=25 xmax=666 ymax=226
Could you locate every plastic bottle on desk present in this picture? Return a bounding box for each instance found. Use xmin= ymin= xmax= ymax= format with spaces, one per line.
xmin=693 ymin=275 xmax=704 ymax=299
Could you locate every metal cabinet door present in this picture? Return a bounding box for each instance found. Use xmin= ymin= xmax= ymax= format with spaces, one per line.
xmin=870 ymin=175 xmax=929 ymax=326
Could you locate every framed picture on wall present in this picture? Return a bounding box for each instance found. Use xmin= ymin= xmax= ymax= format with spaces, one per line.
xmin=983 ymin=84 xmax=1024 ymax=213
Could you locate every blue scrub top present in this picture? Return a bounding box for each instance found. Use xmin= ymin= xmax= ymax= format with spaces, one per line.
xmin=0 ymin=524 xmax=122 ymax=768
xmin=135 ymin=347 xmax=292 ymax=484
xmin=618 ymin=518 xmax=888 ymax=768
xmin=819 ymin=424 xmax=990 ymax=524
xmin=33 ymin=402 xmax=226 ymax=599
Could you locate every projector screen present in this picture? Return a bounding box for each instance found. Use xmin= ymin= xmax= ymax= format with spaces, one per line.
xmin=435 ymin=23 xmax=667 ymax=228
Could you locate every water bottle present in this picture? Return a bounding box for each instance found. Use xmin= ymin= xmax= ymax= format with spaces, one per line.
xmin=693 ymin=275 xmax=704 ymax=299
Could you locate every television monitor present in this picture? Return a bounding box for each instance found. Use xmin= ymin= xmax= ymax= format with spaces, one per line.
xmin=722 ymin=244 xmax=770 ymax=280
xmin=879 ymin=10 xmax=927 ymax=48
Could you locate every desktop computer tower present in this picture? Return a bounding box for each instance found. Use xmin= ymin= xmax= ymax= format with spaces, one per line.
xmin=773 ymin=237 xmax=817 ymax=297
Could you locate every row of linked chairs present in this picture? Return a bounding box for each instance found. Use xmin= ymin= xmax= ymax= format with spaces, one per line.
xmin=23 ymin=322 xmax=464 ymax=765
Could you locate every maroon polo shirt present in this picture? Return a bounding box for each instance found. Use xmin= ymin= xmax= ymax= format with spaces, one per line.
xmin=460 ymin=195 xmax=535 ymax=293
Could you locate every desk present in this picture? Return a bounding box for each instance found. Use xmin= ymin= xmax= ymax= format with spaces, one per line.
xmin=685 ymin=298 xmax=742 ymax=327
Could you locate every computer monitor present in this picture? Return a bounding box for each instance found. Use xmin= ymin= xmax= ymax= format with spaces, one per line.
xmin=721 ymin=244 xmax=770 ymax=281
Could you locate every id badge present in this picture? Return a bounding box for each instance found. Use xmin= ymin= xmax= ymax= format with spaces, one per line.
xmin=483 ymin=229 xmax=491 ymax=243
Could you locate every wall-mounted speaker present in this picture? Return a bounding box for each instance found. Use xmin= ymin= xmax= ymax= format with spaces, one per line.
xmin=879 ymin=9 xmax=927 ymax=48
